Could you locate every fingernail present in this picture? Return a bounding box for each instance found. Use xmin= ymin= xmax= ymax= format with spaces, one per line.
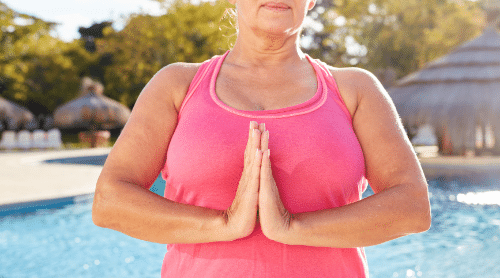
xmin=267 ymin=149 xmax=271 ymax=158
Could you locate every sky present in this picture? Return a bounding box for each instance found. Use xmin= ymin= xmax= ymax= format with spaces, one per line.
xmin=2 ymin=0 xmax=164 ymax=42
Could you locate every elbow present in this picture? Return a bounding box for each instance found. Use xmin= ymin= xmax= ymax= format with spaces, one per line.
xmin=92 ymin=206 xmax=106 ymax=228
xmin=409 ymin=211 xmax=431 ymax=234
xmin=398 ymin=184 xmax=432 ymax=234
xmin=92 ymin=190 xmax=108 ymax=228
xmin=92 ymin=213 xmax=106 ymax=228
xmin=395 ymin=203 xmax=431 ymax=236
xmin=416 ymin=205 xmax=432 ymax=233
xmin=407 ymin=183 xmax=432 ymax=233
xmin=410 ymin=196 xmax=432 ymax=233
xmin=92 ymin=179 xmax=116 ymax=229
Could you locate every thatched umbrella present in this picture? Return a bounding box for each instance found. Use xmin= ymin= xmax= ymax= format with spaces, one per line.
xmin=54 ymin=77 xmax=131 ymax=131
xmin=389 ymin=27 xmax=500 ymax=156
xmin=0 ymin=96 xmax=35 ymax=130
xmin=53 ymin=77 xmax=131 ymax=147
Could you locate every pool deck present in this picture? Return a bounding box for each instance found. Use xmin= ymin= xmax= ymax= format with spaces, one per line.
xmin=419 ymin=155 xmax=500 ymax=180
xmin=1 ymin=148 xmax=500 ymax=208
xmin=0 ymin=148 xmax=111 ymax=207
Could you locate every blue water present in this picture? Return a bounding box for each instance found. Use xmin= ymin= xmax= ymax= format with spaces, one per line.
xmin=1 ymin=176 xmax=500 ymax=277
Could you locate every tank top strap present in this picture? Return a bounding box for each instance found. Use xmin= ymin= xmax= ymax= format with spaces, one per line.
xmin=178 ymin=56 xmax=221 ymax=116
xmin=179 ymin=52 xmax=351 ymax=121
xmin=307 ymin=57 xmax=353 ymax=123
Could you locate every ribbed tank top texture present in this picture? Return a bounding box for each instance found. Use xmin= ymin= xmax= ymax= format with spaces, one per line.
xmin=161 ymin=51 xmax=369 ymax=277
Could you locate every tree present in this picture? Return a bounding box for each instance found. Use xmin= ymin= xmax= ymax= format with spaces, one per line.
xmin=96 ymin=0 xmax=235 ymax=108
xmin=304 ymin=0 xmax=485 ymax=79
xmin=0 ymin=2 xmax=97 ymax=114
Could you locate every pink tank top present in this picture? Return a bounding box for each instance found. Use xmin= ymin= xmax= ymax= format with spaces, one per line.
xmin=161 ymin=51 xmax=369 ymax=277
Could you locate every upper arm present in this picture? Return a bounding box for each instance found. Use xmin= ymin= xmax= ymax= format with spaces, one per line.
xmin=97 ymin=63 xmax=200 ymax=189
xmin=331 ymin=67 xmax=426 ymax=193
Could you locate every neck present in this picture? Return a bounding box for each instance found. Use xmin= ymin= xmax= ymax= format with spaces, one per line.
xmin=228 ymin=29 xmax=305 ymax=67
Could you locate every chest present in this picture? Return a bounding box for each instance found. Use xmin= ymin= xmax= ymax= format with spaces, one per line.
xmin=165 ymin=99 xmax=366 ymax=212
xmin=214 ymin=64 xmax=318 ymax=111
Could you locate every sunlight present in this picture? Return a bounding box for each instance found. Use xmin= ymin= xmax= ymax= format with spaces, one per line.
xmin=456 ymin=191 xmax=500 ymax=206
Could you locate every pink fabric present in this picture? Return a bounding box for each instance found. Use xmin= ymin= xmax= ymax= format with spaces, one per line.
xmin=161 ymin=51 xmax=369 ymax=277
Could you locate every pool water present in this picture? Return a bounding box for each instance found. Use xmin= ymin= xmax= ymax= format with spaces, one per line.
xmin=1 ymin=177 xmax=500 ymax=278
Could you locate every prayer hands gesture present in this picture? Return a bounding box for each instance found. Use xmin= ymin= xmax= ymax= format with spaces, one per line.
xmin=224 ymin=121 xmax=292 ymax=242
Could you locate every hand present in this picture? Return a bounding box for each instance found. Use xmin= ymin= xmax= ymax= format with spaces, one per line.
xmin=223 ymin=121 xmax=264 ymax=240
xmin=258 ymin=129 xmax=293 ymax=242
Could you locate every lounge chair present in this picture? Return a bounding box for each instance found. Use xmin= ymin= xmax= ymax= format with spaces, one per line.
xmin=0 ymin=131 xmax=17 ymax=150
xmin=46 ymin=128 xmax=63 ymax=149
xmin=17 ymin=130 xmax=33 ymax=150
xmin=32 ymin=129 xmax=48 ymax=149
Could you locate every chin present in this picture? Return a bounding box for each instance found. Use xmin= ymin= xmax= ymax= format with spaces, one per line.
xmin=259 ymin=22 xmax=297 ymax=36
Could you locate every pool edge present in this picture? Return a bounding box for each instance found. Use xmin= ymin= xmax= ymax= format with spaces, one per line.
xmin=0 ymin=193 xmax=94 ymax=217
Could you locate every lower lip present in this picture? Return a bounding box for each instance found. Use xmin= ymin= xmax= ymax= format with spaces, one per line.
xmin=262 ymin=5 xmax=290 ymax=11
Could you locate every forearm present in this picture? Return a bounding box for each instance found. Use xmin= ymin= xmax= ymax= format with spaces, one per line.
xmin=92 ymin=179 xmax=230 ymax=244
xmin=281 ymin=183 xmax=431 ymax=248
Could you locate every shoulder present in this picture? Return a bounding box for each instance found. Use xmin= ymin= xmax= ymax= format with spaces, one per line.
xmin=100 ymin=62 xmax=203 ymax=187
xmin=324 ymin=66 xmax=423 ymax=194
xmin=144 ymin=62 xmax=203 ymax=112
xmin=328 ymin=66 xmax=383 ymax=93
xmin=323 ymin=65 xmax=388 ymax=118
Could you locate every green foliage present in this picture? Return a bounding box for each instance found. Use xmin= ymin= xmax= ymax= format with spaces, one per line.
xmin=315 ymin=0 xmax=485 ymax=77
xmin=0 ymin=0 xmax=489 ymax=115
xmin=0 ymin=2 xmax=97 ymax=114
xmin=97 ymin=0 xmax=235 ymax=108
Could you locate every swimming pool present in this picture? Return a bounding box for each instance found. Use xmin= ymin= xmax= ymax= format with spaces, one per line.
xmin=1 ymin=159 xmax=500 ymax=277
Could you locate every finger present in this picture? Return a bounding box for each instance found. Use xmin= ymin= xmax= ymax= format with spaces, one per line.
xmin=251 ymin=126 xmax=261 ymax=152
xmin=258 ymin=123 xmax=266 ymax=153
xmin=250 ymin=121 xmax=258 ymax=136
xmin=261 ymin=130 xmax=269 ymax=153
xmin=246 ymin=121 xmax=258 ymax=151
xmin=259 ymin=149 xmax=275 ymax=223
xmin=252 ymin=149 xmax=263 ymax=180
xmin=258 ymin=123 xmax=266 ymax=133
xmin=248 ymin=149 xmax=263 ymax=195
xmin=260 ymin=149 xmax=271 ymax=196
xmin=244 ymin=121 xmax=259 ymax=165
xmin=261 ymin=149 xmax=280 ymax=209
xmin=260 ymin=149 xmax=272 ymax=182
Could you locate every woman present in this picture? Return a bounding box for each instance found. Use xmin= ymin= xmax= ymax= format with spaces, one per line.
xmin=92 ymin=0 xmax=431 ymax=276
